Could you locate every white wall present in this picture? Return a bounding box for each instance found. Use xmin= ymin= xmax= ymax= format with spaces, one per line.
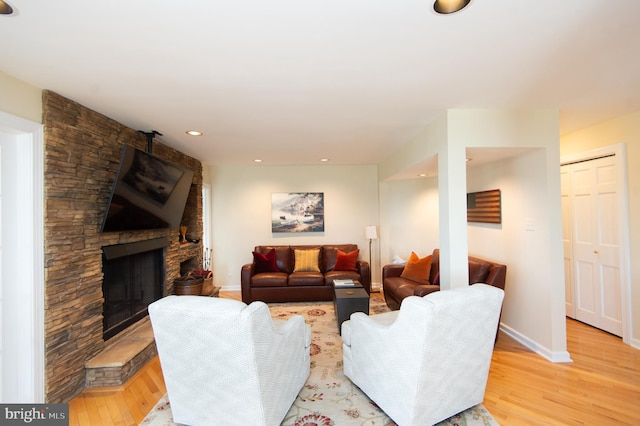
xmin=378 ymin=176 xmax=439 ymax=264
xmin=209 ymin=164 xmax=379 ymax=290
xmin=467 ymin=150 xmax=558 ymax=353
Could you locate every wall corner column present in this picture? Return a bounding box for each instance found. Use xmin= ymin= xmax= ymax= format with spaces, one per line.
xmin=438 ymin=137 xmax=469 ymax=289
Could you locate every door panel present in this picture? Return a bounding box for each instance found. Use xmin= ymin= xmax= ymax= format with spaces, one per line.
xmin=561 ymin=165 xmax=575 ymax=316
xmin=566 ymin=156 xmax=622 ymax=336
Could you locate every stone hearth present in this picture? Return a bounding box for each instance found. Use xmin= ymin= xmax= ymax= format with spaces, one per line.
xmin=85 ymin=318 xmax=156 ymax=388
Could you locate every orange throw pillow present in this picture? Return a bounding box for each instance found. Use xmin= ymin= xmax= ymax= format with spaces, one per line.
xmin=334 ymin=249 xmax=359 ymax=271
xmin=400 ymin=252 xmax=432 ymax=284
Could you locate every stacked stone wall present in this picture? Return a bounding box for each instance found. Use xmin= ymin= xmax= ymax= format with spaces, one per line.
xmin=43 ymin=91 xmax=202 ymax=402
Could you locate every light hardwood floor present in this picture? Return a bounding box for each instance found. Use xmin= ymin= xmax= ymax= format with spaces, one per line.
xmin=69 ymin=291 xmax=640 ymax=425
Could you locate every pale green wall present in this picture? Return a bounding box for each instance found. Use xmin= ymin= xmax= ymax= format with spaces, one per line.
xmin=560 ymin=110 xmax=640 ymax=348
xmin=209 ymin=164 xmax=379 ymax=289
xmin=0 ymin=70 xmax=42 ymax=123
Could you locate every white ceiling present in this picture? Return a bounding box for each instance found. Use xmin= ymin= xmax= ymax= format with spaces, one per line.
xmin=1 ymin=0 xmax=639 ymax=168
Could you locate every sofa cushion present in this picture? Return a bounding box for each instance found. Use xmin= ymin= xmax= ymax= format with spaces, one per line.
xmin=253 ymin=249 xmax=279 ymax=273
xmin=288 ymin=272 xmax=324 ymax=286
xmin=400 ymin=252 xmax=432 ymax=284
xmin=334 ymin=249 xmax=359 ymax=271
xmin=251 ymin=272 xmax=288 ymax=287
xmin=293 ymin=249 xmax=321 ymax=272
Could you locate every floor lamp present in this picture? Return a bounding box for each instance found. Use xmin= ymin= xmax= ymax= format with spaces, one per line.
xmin=365 ymin=225 xmax=378 ymax=291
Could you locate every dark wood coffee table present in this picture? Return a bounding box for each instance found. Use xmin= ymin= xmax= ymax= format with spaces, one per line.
xmin=333 ymin=281 xmax=369 ymax=334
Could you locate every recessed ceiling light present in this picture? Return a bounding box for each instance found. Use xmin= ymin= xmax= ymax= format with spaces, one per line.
xmin=0 ymin=1 xmax=13 ymax=15
xmin=418 ymin=173 xmax=428 ymax=177
xmin=433 ymin=0 xmax=471 ymax=14
xmin=320 ymin=158 xmax=330 ymax=162
xmin=186 ymin=130 xmax=203 ymax=136
xmin=254 ymin=159 xmax=263 ymax=163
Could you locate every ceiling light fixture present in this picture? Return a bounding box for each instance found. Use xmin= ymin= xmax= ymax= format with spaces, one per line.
xmin=433 ymin=0 xmax=471 ymax=14
xmin=254 ymin=159 xmax=263 ymax=163
xmin=320 ymin=158 xmax=330 ymax=162
xmin=186 ymin=130 xmax=203 ymax=136
xmin=0 ymin=0 xmax=14 ymax=15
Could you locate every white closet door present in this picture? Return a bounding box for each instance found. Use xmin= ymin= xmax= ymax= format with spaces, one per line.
xmin=567 ymin=156 xmax=622 ymax=336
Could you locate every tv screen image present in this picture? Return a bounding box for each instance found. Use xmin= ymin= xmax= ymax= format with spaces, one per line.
xmin=101 ymin=144 xmax=194 ymax=232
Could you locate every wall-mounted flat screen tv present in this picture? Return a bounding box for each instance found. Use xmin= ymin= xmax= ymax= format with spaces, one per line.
xmin=101 ymin=144 xmax=194 ymax=232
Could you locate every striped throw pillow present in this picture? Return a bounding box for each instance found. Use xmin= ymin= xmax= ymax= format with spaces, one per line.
xmin=293 ymin=249 xmax=321 ymax=272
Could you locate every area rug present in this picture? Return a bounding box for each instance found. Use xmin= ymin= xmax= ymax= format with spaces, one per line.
xmin=140 ymin=295 xmax=499 ymax=426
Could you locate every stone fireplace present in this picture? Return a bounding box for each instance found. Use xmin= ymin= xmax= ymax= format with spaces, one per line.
xmin=43 ymin=91 xmax=203 ymax=402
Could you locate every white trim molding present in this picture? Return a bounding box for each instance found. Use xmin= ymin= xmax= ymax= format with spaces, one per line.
xmin=0 ymin=111 xmax=45 ymax=402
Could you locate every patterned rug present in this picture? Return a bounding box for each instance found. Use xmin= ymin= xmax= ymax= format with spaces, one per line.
xmin=140 ymin=295 xmax=499 ymax=426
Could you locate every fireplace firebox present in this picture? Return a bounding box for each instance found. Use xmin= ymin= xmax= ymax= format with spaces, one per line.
xmin=102 ymin=238 xmax=169 ymax=340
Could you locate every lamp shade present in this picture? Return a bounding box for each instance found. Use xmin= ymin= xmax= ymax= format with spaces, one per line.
xmin=365 ymin=225 xmax=378 ymax=240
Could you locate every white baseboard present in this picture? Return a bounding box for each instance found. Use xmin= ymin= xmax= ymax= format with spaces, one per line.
xmin=222 ymin=284 xmax=241 ymax=292
xmin=500 ymin=323 xmax=573 ymax=363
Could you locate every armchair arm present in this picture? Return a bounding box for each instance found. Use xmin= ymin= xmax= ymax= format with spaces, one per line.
xmin=356 ymin=260 xmax=371 ymax=293
xmin=241 ymin=263 xmax=254 ymax=303
xmin=413 ymin=284 xmax=439 ymax=297
xmin=271 ymin=316 xmax=312 ymax=349
xmin=382 ymin=264 xmax=405 ymax=279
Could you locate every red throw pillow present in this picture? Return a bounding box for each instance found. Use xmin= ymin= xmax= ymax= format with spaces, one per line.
xmin=253 ymin=249 xmax=279 ymax=273
xmin=400 ymin=252 xmax=432 ymax=284
xmin=334 ymin=249 xmax=359 ymax=271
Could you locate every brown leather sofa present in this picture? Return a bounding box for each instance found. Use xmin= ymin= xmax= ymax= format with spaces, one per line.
xmin=241 ymin=244 xmax=371 ymax=303
xmin=383 ymin=249 xmax=506 ymax=310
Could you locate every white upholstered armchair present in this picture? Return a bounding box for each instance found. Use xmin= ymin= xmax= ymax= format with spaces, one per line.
xmin=342 ymin=284 xmax=504 ymax=426
xmin=149 ymin=295 xmax=311 ymax=426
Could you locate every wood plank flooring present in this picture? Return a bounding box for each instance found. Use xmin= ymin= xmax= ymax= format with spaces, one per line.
xmin=69 ymin=291 xmax=640 ymax=425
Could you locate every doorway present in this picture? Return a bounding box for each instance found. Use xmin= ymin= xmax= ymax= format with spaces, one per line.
xmin=0 ymin=112 xmax=45 ymax=402
xmin=561 ymin=144 xmax=631 ymax=342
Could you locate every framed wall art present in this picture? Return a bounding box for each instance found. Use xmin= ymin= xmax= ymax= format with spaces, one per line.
xmin=467 ymin=189 xmax=501 ymax=224
xmin=271 ymin=192 xmax=325 ymax=233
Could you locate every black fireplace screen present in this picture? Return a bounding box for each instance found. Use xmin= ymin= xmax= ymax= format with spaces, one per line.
xmin=102 ymin=238 xmax=167 ymax=340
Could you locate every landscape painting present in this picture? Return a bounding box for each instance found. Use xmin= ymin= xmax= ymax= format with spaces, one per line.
xmin=271 ymin=192 xmax=325 ymax=233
